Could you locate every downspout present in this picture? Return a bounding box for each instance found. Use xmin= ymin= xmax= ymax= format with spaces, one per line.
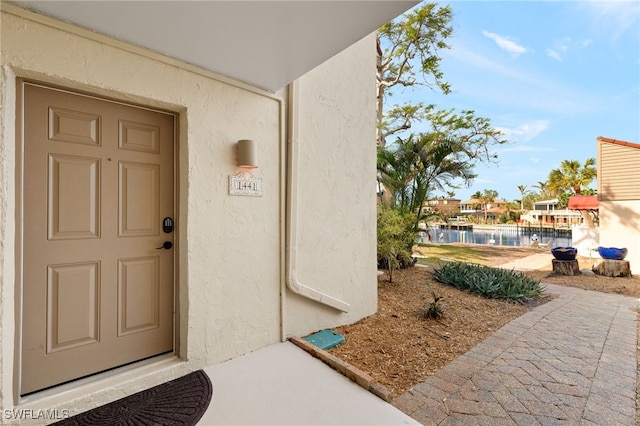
xmin=285 ymin=82 xmax=350 ymax=313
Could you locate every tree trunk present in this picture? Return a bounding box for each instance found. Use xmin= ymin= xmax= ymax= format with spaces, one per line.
xmin=552 ymin=259 xmax=581 ymax=276
xmin=376 ymin=43 xmax=385 ymax=147
xmin=592 ymin=260 xmax=631 ymax=277
xmin=579 ymin=210 xmax=594 ymax=228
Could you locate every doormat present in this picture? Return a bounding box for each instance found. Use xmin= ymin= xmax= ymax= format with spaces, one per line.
xmin=54 ymin=370 xmax=212 ymax=426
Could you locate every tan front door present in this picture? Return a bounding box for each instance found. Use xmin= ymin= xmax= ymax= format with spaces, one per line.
xmin=20 ymin=82 xmax=176 ymax=395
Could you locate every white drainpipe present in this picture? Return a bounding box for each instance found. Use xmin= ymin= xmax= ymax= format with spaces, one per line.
xmin=285 ymin=82 xmax=350 ymax=313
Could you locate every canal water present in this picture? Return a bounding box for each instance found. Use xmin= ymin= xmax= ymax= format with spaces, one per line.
xmin=418 ymin=226 xmax=572 ymax=248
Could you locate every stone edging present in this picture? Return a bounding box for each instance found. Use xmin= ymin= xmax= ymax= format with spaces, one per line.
xmin=289 ymin=336 xmax=393 ymax=402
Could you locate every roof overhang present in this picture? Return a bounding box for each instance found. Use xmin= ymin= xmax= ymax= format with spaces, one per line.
xmin=9 ymin=1 xmax=419 ymax=92
xmin=568 ymin=195 xmax=599 ymax=211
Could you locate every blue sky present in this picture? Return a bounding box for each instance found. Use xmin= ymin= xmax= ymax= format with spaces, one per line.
xmin=400 ymin=1 xmax=639 ymax=203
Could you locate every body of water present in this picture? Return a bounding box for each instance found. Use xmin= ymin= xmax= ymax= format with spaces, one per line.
xmin=418 ymin=226 xmax=572 ymax=248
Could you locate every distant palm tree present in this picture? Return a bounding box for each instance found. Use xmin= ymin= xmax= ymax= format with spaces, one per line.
xmin=474 ymin=189 xmax=498 ymax=223
xmin=547 ymin=158 xmax=597 ymax=227
xmin=532 ymin=181 xmax=550 ymax=199
xmin=502 ymin=201 xmax=520 ymax=222
xmin=516 ymin=185 xmax=529 ymax=210
xmin=470 ymin=190 xmax=482 ymax=221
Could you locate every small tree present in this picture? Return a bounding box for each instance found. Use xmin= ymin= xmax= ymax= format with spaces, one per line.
xmin=377 ymin=133 xmax=476 ymax=230
xmin=377 ymin=207 xmax=416 ymax=282
xmin=375 ymin=3 xmax=509 ymax=270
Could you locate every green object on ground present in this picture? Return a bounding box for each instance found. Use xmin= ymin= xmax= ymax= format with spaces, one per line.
xmin=303 ymin=330 xmax=345 ymax=350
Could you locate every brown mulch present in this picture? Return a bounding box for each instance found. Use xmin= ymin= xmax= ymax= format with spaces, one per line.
xmin=328 ymin=246 xmax=640 ymax=399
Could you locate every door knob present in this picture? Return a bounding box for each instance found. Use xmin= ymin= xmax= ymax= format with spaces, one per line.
xmin=156 ymin=241 xmax=173 ymax=250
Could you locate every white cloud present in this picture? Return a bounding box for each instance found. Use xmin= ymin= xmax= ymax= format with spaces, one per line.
xmin=500 ymin=145 xmax=555 ymax=153
xmin=547 ymin=49 xmax=562 ymax=62
xmin=529 ymin=157 xmax=541 ymax=163
xmin=449 ymin=47 xmax=515 ymax=75
xmin=482 ymin=30 xmax=528 ymax=57
xmin=496 ymin=120 xmax=550 ymax=142
xmin=580 ymin=1 xmax=640 ymax=42
xmin=546 ymin=38 xmax=571 ymax=62
xmin=473 ymin=177 xmax=495 ymax=185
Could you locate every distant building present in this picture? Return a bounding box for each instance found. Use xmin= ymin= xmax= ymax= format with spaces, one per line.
xmin=520 ymin=199 xmax=583 ymax=225
xmin=459 ymin=198 xmax=508 ymax=221
xmin=420 ymin=198 xmax=461 ymax=217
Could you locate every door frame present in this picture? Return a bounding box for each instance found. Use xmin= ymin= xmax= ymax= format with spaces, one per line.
xmin=14 ymin=78 xmax=181 ymax=400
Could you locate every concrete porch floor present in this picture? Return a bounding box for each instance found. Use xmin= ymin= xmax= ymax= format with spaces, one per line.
xmin=199 ymin=341 xmax=418 ymax=425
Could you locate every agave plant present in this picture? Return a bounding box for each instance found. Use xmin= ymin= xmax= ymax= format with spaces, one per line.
xmin=432 ymin=262 xmax=545 ymax=302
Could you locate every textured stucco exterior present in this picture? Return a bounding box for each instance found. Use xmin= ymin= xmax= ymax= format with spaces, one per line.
xmin=571 ymin=226 xmax=600 ymax=259
xmin=285 ymin=40 xmax=378 ymax=336
xmin=0 ymin=5 xmax=377 ymax=419
xmin=598 ymin=201 xmax=640 ymax=274
xmin=597 ymin=138 xmax=640 ymax=274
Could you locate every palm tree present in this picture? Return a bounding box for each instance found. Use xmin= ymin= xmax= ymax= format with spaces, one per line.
xmin=477 ymin=189 xmax=498 ymax=223
xmin=547 ymin=158 xmax=596 ymax=196
xmin=377 ymin=134 xmax=477 ymax=227
xmin=532 ymin=181 xmax=550 ymax=199
xmin=547 ymin=158 xmax=597 ymax=227
xmin=471 ymin=190 xmax=483 ymax=222
xmin=504 ymin=201 xmax=520 ymax=222
xmin=377 ymin=141 xmax=415 ymax=211
xmin=471 ymin=189 xmax=497 ymax=223
xmin=516 ymin=185 xmax=529 ymax=210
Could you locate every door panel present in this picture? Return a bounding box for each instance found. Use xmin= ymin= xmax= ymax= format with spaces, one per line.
xmin=118 ymin=256 xmax=160 ymax=336
xmin=48 ymin=154 xmax=100 ymax=240
xmin=119 ymin=161 xmax=160 ymax=236
xmin=119 ymin=120 xmax=160 ymax=153
xmin=47 ymin=261 xmax=100 ymax=353
xmin=21 ymin=82 xmax=176 ymax=395
xmin=48 ymin=106 xmax=101 ymax=146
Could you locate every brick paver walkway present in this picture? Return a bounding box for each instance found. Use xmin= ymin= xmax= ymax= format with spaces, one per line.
xmin=393 ymin=284 xmax=638 ymax=425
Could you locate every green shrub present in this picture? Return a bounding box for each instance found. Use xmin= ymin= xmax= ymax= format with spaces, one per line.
xmin=432 ymin=262 xmax=545 ymax=302
xmin=377 ymin=208 xmax=416 ymax=282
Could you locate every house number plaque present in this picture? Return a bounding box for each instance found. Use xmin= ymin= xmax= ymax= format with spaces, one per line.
xmin=229 ymin=171 xmax=263 ymax=197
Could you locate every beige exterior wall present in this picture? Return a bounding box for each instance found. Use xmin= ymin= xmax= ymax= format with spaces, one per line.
xmin=0 ymin=5 xmax=376 ymax=419
xmin=596 ymin=138 xmax=639 ymax=273
xmin=571 ymin=226 xmax=600 ymax=258
xmin=597 ymin=140 xmax=640 ymax=201
xmin=285 ymin=38 xmax=378 ymax=336
xmin=598 ymin=200 xmax=640 ymax=274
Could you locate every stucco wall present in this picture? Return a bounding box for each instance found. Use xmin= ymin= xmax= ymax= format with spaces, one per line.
xmin=598 ymin=200 xmax=640 ymax=274
xmin=286 ymin=37 xmax=378 ymax=336
xmin=0 ymin=5 xmax=377 ymax=416
xmin=571 ymin=226 xmax=600 ymax=259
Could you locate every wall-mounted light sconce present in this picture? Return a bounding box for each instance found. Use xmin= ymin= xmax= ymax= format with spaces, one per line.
xmin=237 ymin=139 xmax=258 ymax=169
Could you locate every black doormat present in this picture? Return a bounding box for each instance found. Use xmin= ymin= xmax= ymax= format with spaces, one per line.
xmin=54 ymin=370 xmax=212 ymax=426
